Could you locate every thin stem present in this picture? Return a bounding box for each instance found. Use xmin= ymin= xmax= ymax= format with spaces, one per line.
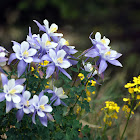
xmin=120 ymin=96 xmax=135 ymax=140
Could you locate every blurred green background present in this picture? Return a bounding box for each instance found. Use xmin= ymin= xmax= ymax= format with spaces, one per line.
xmin=0 ymin=0 xmax=140 ymax=139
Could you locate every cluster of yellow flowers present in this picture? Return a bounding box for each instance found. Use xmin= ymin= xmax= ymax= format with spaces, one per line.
xmin=124 ymin=75 xmax=140 ymax=93
xmin=101 ymin=101 xmax=120 ymax=126
xmin=78 ymin=73 xmax=84 ymax=80
xmin=85 ymin=80 xmax=96 ymax=102
xmin=122 ymin=75 xmax=140 ymax=117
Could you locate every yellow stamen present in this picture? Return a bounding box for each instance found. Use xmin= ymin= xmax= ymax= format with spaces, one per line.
xmin=26 ymin=101 xmax=29 ymax=106
xmin=50 ymin=27 xmax=57 ymax=33
xmin=41 ymin=60 xmax=49 ymax=66
xmin=9 ymin=89 xmax=16 ymax=94
xmin=23 ymin=50 xmax=29 ymax=57
xmin=57 ymin=57 xmax=63 ymax=63
xmin=40 ymin=105 xmax=45 ymax=110
xmin=105 ymin=51 xmax=111 ymax=56
xmin=65 ymin=40 xmax=69 ymax=46
xmin=45 ymin=41 xmax=51 ymax=46
xmin=101 ymin=39 xmax=106 ymax=44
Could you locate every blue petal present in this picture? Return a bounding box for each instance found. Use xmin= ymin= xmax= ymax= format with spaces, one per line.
xmin=53 ymin=98 xmax=61 ymax=106
xmin=33 ymin=20 xmax=46 ymax=32
xmin=39 ymin=115 xmax=48 ymax=127
xmin=8 ymin=53 xmax=17 ymax=65
xmin=1 ymin=73 xmax=8 ymax=86
xmin=108 ymin=59 xmax=122 ymax=67
xmin=0 ymin=93 xmax=6 ymax=102
xmin=16 ymin=109 xmax=24 ymax=122
xmin=6 ymin=101 xmax=13 ymax=113
xmin=99 ymin=59 xmax=108 ymax=74
xmin=58 ymin=67 xmax=72 ymax=80
xmin=45 ymin=65 xmax=55 ymax=79
xmin=17 ymin=60 xmax=27 ymax=77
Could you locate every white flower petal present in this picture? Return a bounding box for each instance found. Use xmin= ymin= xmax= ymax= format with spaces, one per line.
xmin=95 ymin=32 xmax=101 ymax=41
xmin=55 ymin=87 xmax=63 ymax=96
xmin=12 ymin=94 xmax=21 ymax=103
xmin=24 ymin=57 xmax=33 ymax=63
xmin=42 ymin=33 xmax=49 ymax=42
xmin=21 ymin=41 xmax=29 ymax=53
xmin=57 ymin=50 xmax=66 ymax=59
xmin=8 ymin=79 xmax=15 ymax=90
xmin=28 ymin=49 xmax=37 ymax=56
xmin=39 ymin=96 xmax=49 ymax=105
xmin=14 ymin=85 xmax=24 ymax=93
xmin=23 ymin=107 xmax=31 ymax=114
xmin=23 ymin=91 xmax=31 ymax=101
xmin=13 ymin=45 xmax=21 ymax=54
xmin=0 ymin=52 xmax=6 ymax=57
xmin=44 ymin=105 xmax=53 ymax=112
xmin=49 ymin=24 xmax=58 ymax=33
xmin=0 ymin=62 xmax=6 ymax=66
xmin=43 ymin=19 xmax=49 ymax=31
xmin=33 ymin=95 xmax=39 ymax=106
xmin=59 ymin=60 xmax=71 ymax=68
xmin=37 ymin=110 xmax=45 ymax=117
xmin=15 ymin=103 xmax=23 ymax=109
xmin=5 ymin=94 xmax=12 ymax=102
xmin=59 ymin=94 xmax=68 ymax=99
xmin=3 ymin=85 xmax=8 ymax=93
xmin=49 ymin=49 xmax=56 ymax=61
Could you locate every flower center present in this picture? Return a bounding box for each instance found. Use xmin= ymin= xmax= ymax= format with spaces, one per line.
xmin=26 ymin=101 xmax=29 ymax=106
xmin=45 ymin=41 xmax=51 ymax=46
xmin=65 ymin=40 xmax=69 ymax=46
xmin=40 ymin=105 xmax=45 ymax=110
xmin=57 ymin=57 xmax=63 ymax=64
xmin=9 ymin=89 xmax=16 ymax=95
xmin=105 ymin=51 xmax=111 ymax=56
xmin=23 ymin=50 xmax=29 ymax=57
xmin=101 ymin=39 xmax=106 ymax=44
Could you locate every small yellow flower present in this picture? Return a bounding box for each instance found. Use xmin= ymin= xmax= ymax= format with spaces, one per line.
xmin=34 ymin=74 xmax=39 ymax=78
xmin=137 ymin=95 xmax=140 ymax=100
xmin=78 ymin=73 xmax=84 ymax=80
xmin=123 ymin=98 xmax=130 ymax=102
xmin=31 ymin=67 xmax=35 ymax=72
xmin=91 ymin=80 xmax=96 ymax=86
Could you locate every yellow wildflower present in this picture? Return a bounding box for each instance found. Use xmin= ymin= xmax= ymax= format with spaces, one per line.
xmin=31 ymin=67 xmax=35 ymax=72
xmin=78 ymin=73 xmax=84 ymax=80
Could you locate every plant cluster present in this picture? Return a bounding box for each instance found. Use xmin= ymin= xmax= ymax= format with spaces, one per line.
xmin=0 ymin=19 xmax=138 ymax=140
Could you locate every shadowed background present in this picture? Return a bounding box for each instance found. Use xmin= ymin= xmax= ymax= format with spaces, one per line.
xmin=0 ymin=0 xmax=140 ymax=139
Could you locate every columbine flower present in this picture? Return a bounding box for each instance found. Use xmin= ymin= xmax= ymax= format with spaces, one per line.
xmin=59 ymin=38 xmax=78 ymax=55
xmin=26 ymin=27 xmax=41 ymax=49
xmin=33 ymin=19 xmax=63 ymax=37
xmin=37 ymin=33 xmax=58 ymax=52
xmin=15 ymin=90 xmax=32 ymax=122
xmin=8 ymin=41 xmax=37 ymax=77
xmin=48 ymin=86 xmax=68 ymax=106
xmin=0 ymin=74 xmax=25 ymax=113
xmin=85 ymin=32 xmax=122 ymax=74
xmin=41 ymin=49 xmax=71 ymax=79
xmin=0 ymin=46 xmax=8 ymax=72
xmin=30 ymin=92 xmax=53 ymax=127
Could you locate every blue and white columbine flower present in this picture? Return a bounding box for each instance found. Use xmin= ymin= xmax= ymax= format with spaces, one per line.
xmin=41 ymin=49 xmax=71 ymax=79
xmin=0 ymin=74 xmax=25 ymax=113
xmin=8 ymin=41 xmax=37 ymax=77
xmin=15 ymin=90 xmax=32 ymax=122
xmin=48 ymin=86 xmax=68 ymax=106
xmin=85 ymin=32 xmax=122 ymax=74
xmin=30 ymin=92 xmax=53 ymax=127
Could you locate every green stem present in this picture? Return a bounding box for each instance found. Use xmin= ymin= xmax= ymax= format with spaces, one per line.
xmin=120 ymin=97 xmax=135 ymax=140
xmin=102 ymin=123 xmax=107 ymax=138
